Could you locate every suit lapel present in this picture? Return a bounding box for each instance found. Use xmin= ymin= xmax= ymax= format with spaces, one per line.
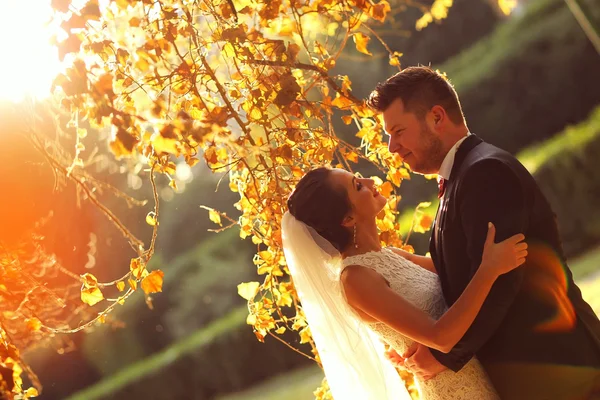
xmin=430 ymin=135 xmax=483 ymax=274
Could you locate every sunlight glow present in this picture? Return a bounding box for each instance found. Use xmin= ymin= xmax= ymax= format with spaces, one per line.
xmin=0 ymin=0 xmax=62 ymax=102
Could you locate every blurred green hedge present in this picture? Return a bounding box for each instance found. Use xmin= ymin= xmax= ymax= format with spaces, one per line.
xmin=438 ymin=0 xmax=600 ymax=155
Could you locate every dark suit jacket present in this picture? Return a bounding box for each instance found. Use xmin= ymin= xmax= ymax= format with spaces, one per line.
xmin=429 ymin=135 xmax=600 ymax=374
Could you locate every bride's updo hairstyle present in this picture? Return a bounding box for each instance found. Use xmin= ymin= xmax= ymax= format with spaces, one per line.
xmin=287 ymin=167 xmax=352 ymax=252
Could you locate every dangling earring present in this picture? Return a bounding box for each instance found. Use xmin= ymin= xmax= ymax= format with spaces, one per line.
xmin=353 ymin=224 xmax=358 ymax=249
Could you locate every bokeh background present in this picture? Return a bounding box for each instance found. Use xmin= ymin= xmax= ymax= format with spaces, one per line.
xmin=1 ymin=0 xmax=600 ymax=398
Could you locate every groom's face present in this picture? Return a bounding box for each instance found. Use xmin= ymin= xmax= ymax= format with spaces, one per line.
xmin=382 ymin=98 xmax=444 ymax=175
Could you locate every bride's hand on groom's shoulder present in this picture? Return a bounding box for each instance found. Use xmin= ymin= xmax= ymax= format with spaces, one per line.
xmin=481 ymin=222 xmax=528 ymax=277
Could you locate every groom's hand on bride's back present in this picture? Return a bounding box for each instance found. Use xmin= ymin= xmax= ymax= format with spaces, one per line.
xmin=403 ymin=343 xmax=448 ymax=380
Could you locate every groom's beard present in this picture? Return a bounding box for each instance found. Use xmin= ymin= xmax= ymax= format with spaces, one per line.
xmin=412 ymin=124 xmax=445 ymax=175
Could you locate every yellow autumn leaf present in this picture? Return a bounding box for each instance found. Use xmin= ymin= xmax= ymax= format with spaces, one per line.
xmin=299 ymin=326 xmax=312 ymax=344
xmin=186 ymin=157 xmax=200 ymax=167
xmin=346 ymin=151 xmax=359 ymax=163
xmin=353 ymin=33 xmax=372 ymax=56
xmin=237 ymin=281 xmax=260 ymax=301
xmin=258 ymin=250 xmax=273 ymax=263
xmin=277 ymin=291 xmax=293 ymax=307
xmin=141 ymin=270 xmax=164 ymax=294
xmin=331 ymin=93 xmax=354 ymax=109
xmin=26 ymin=318 xmax=42 ymax=332
xmin=116 ymin=281 xmax=125 ymax=291
xmin=246 ymin=313 xmax=257 ymax=325
xmin=152 ymin=134 xmax=180 ymax=155
xmin=81 ymin=286 xmax=104 ymax=306
xmin=130 ymin=257 xmax=145 ymax=279
xmin=341 ymin=115 xmax=353 ymax=125
xmin=209 ymin=209 xmax=222 ymax=226
xmin=24 ymin=387 xmax=39 ymax=398
xmin=128 ymin=278 xmax=138 ymax=291
xmin=81 ymin=272 xmax=99 ymax=288
xmin=249 ymin=107 xmax=262 ymax=121
xmin=498 ymin=0 xmax=517 ymax=15
xmin=146 ymin=211 xmax=158 ymax=226
xmin=275 ymin=326 xmax=286 ymax=334
xmin=389 ymin=51 xmax=403 ymax=67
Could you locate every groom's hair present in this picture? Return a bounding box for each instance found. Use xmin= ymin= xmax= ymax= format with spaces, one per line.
xmin=287 ymin=167 xmax=353 ymax=252
xmin=366 ymin=66 xmax=465 ymax=125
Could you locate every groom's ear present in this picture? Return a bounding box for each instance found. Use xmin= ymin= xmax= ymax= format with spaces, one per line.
xmin=430 ymin=105 xmax=446 ymax=127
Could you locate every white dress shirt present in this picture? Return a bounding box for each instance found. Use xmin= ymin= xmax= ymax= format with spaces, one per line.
xmin=438 ymin=133 xmax=472 ymax=181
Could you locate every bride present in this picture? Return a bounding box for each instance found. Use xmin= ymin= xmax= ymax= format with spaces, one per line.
xmin=282 ymin=167 xmax=528 ymax=399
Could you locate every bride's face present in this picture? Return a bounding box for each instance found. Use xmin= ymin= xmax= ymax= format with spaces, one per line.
xmin=328 ymin=169 xmax=387 ymax=222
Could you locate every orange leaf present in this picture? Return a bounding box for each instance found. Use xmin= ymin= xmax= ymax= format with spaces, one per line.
xmin=379 ymin=181 xmax=394 ymax=198
xmin=369 ymin=1 xmax=391 ymax=22
xmin=141 ymin=270 xmax=164 ymax=294
xmin=414 ymin=213 xmax=434 ymax=234
xmin=331 ymin=93 xmax=354 ymax=109
xmin=26 ymin=318 xmax=42 ymax=332
xmin=341 ymin=115 xmax=353 ymax=125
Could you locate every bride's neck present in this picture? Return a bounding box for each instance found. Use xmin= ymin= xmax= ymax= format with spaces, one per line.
xmin=342 ymin=219 xmax=381 ymax=257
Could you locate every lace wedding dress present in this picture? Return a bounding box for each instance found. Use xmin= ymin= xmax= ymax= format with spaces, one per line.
xmin=342 ymin=248 xmax=499 ymax=400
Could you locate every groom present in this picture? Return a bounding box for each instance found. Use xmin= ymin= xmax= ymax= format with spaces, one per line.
xmin=367 ymin=66 xmax=600 ymax=399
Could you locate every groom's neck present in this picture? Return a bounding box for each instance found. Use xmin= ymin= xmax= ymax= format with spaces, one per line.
xmin=441 ymin=124 xmax=469 ymax=154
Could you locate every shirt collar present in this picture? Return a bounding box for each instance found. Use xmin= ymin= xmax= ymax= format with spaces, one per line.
xmin=438 ymin=132 xmax=471 ymax=181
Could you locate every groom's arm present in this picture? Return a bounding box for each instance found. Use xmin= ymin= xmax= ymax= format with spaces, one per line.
xmin=431 ymin=159 xmax=529 ymax=371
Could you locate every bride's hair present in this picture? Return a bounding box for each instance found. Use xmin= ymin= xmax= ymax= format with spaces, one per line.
xmin=287 ymin=167 xmax=352 ymax=252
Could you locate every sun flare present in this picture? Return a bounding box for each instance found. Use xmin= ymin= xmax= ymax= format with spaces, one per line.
xmin=0 ymin=0 xmax=63 ymax=102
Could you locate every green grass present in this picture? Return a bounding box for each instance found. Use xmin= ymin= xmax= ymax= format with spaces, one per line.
xmin=217 ymin=365 xmax=324 ymax=400
xmin=517 ymin=106 xmax=600 ymax=174
xmin=570 ymin=246 xmax=600 ymax=282
xmin=65 ymin=307 xmax=247 ymax=400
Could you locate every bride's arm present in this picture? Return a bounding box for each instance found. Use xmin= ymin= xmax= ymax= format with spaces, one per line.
xmin=342 ymin=225 xmax=527 ymax=353
xmin=388 ymin=247 xmax=436 ymax=274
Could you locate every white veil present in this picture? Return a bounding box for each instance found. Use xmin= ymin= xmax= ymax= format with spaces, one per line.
xmin=281 ymin=212 xmax=411 ymax=400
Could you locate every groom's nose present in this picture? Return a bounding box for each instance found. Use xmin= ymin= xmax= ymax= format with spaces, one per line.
xmin=388 ymin=136 xmax=402 ymax=155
